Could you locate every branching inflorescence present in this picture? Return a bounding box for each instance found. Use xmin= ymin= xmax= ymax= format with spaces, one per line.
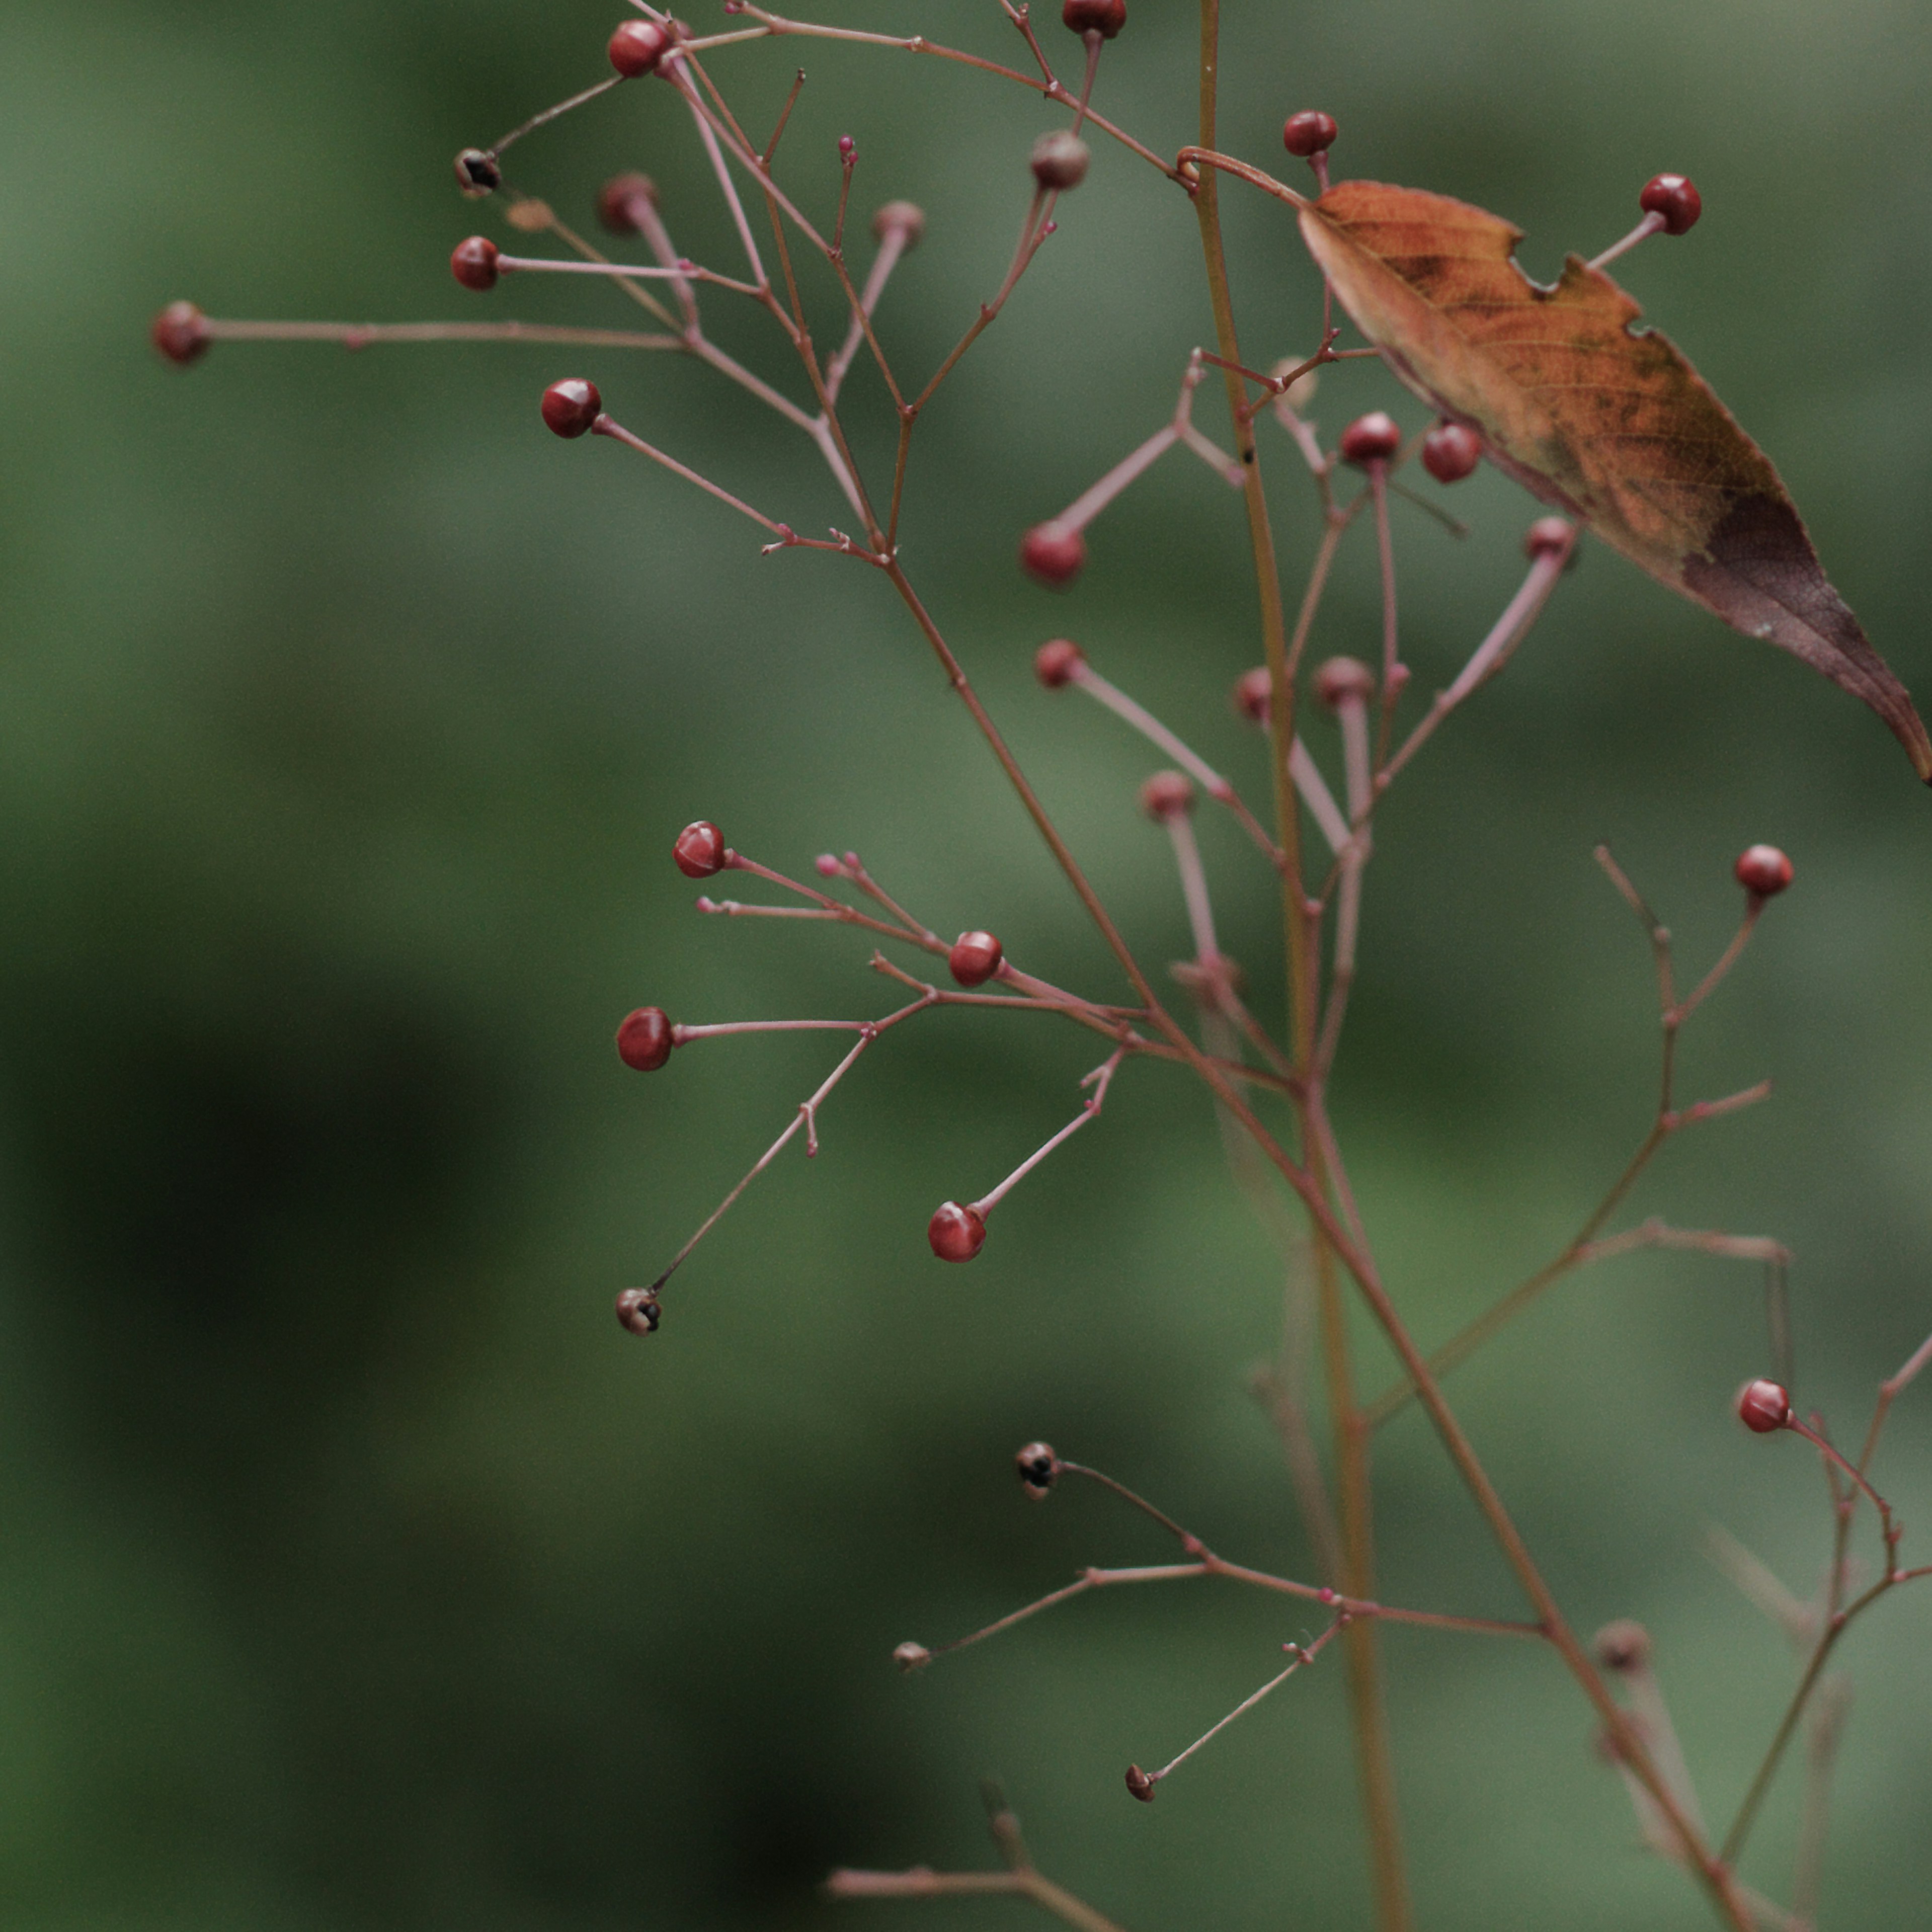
xmin=155 ymin=3 xmax=1930 ymax=1927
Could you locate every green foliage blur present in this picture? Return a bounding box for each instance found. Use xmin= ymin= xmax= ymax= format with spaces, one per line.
xmin=6 ymin=0 xmax=1931 ymax=1924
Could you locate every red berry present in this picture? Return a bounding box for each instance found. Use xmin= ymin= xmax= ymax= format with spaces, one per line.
xmin=1139 ymin=770 xmax=1195 ymax=821
xmin=1734 ymin=844 xmax=1793 ymax=898
xmin=450 ymin=235 xmax=501 ymax=292
xmin=541 ymin=377 xmax=603 ymax=438
xmin=1124 ymin=1765 xmax=1156 ymax=1802
xmin=615 ymin=1286 xmax=662 ymax=1333
xmin=1524 ymin=516 xmax=1575 ymax=561
xmin=596 ymin=172 xmax=659 ymax=233
xmin=1282 ymin=110 xmax=1338 ymax=158
xmin=837 ymin=134 xmax=856 ymax=163
xmin=1015 ymin=1440 xmax=1060 ymax=1494
xmin=1062 ymin=0 xmax=1126 ymax=36
xmin=608 ymin=18 xmax=673 ymax=76
xmin=617 ymin=1006 xmax=675 ymax=1071
xmin=1312 ymin=656 xmax=1374 ymax=711
xmin=151 ymin=301 xmax=210 ymax=365
xmin=1034 ymin=638 xmax=1086 ymax=689
xmin=1030 ymin=130 xmax=1091 ymax=191
xmin=1421 ymin=421 xmax=1482 ymax=484
xmin=1020 ymin=524 xmax=1086 ymax=588
xmin=928 ymin=1200 xmax=986 ymax=1262
xmin=949 ymin=931 xmax=1004 ymax=987
xmin=674 ymin=820 xmax=727 ymax=878
xmin=870 ymin=200 xmax=927 ymax=249
xmin=454 ymin=147 xmax=502 ymax=198
xmin=1737 ymin=1378 xmax=1791 ymax=1433
xmin=1639 ymin=174 xmax=1702 ymax=236
xmin=1339 ymin=412 xmax=1402 ymax=465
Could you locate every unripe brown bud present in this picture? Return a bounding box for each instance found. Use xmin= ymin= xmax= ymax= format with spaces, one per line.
xmin=615 ymin=1286 xmax=662 ymax=1334
xmin=1014 ymin=1440 xmax=1060 ymax=1495
xmin=454 ymin=148 xmax=502 ymax=198
xmin=1124 ymin=1765 xmax=1155 ymax=1802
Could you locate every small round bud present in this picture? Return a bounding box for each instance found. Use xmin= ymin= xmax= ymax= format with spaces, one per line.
xmin=1524 ymin=516 xmax=1575 ymax=561
xmin=1124 ymin=1765 xmax=1156 ymax=1803
xmin=454 ymin=147 xmax=502 ymax=198
xmin=674 ymin=820 xmax=727 ymax=878
xmin=1737 ymin=1378 xmax=1792 ymax=1434
xmin=837 ymin=134 xmax=856 ymax=163
xmin=1034 ymin=638 xmax=1086 ymax=689
xmin=151 ymin=301 xmax=210 ymax=366
xmin=615 ymin=1285 xmax=662 ymax=1334
xmin=617 ymin=1006 xmax=675 ymax=1071
xmin=1593 ymin=1620 xmax=1652 ymax=1673
xmin=1639 ymin=173 xmax=1702 ymax=236
xmin=1015 ymin=1440 xmax=1060 ymax=1495
xmin=450 ymin=235 xmax=501 ymax=292
xmin=541 ymin=377 xmax=603 ymax=438
xmin=609 ymin=18 xmax=674 ymax=75
xmin=1062 ymin=0 xmax=1126 ymax=36
xmin=1339 ymin=411 xmax=1402 ymax=466
xmin=1312 ymin=656 xmax=1375 ymax=711
xmin=1734 ymin=844 xmax=1793 ymax=898
xmin=596 ymin=172 xmax=659 ymax=233
xmin=1139 ymin=770 xmax=1195 ymax=822
xmin=1234 ymin=666 xmax=1273 ymax=725
xmin=870 ymin=200 xmax=927 ymax=250
xmin=1030 ymin=130 xmax=1091 ymax=192
xmin=1421 ymin=421 xmax=1482 ymax=484
xmin=949 ymin=931 xmax=1004 ymax=987
xmin=814 ymin=853 xmax=841 ymax=877
xmin=1282 ymin=110 xmax=1338 ymax=158
xmin=1020 ymin=524 xmax=1086 ymax=588
xmin=892 ymin=1641 xmax=931 ymax=1672
xmin=928 ymin=1200 xmax=986 ymax=1262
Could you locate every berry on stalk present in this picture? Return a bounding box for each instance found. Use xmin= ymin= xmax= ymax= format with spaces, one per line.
xmin=1282 ymin=110 xmax=1338 ymax=157
xmin=541 ymin=377 xmax=603 ymax=438
xmin=617 ymin=1006 xmax=675 ymax=1071
xmin=1021 ymin=524 xmax=1086 ymax=588
xmin=1339 ymin=412 xmax=1402 ymax=465
xmin=1062 ymin=0 xmax=1126 ymax=37
xmin=1139 ymin=770 xmax=1195 ymax=821
xmin=1734 ymin=844 xmax=1793 ymax=898
xmin=1524 ymin=516 xmax=1575 ymax=560
xmin=151 ymin=301 xmax=210 ymax=365
xmin=870 ymin=200 xmax=927 ymax=249
xmin=615 ymin=1286 xmax=662 ymax=1334
xmin=1421 ymin=421 xmax=1482 ymax=483
xmin=948 ymin=931 xmax=1004 ymax=987
xmin=450 ymin=235 xmax=501 ymax=292
xmin=596 ymin=172 xmax=659 ymax=233
xmin=1233 ymin=666 xmax=1273 ymax=724
xmin=1034 ymin=638 xmax=1086 ymax=688
xmin=1030 ymin=130 xmax=1090 ymax=191
xmin=454 ymin=148 xmax=502 ymax=198
xmin=1313 ymin=656 xmax=1375 ymax=711
xmin=1737 ymin=1378 xmax=1791 ymax=1433
xmin=608 ymin=18 xmax=674 ymax=76
xmin=1015 ymin=1440 xmax=1060 ymax=1494
xmin=1639 ymin=173 xmax=1702 ymax=235
xmin=1124 ymin=1765 xmax=1156 ymax=1802
xmin=928 ymin=1201 xmax=986 ymax=1262
xmin=674 ymin=820 xmax=727 ymax=878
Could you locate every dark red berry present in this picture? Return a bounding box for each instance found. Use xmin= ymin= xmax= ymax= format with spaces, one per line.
xmin=1524 ymin=516 xmax=1575 ymax=561
xmin=541 ymin=377 xmax=603 ymax=438
xmin=1639 ymin=174 xmax=1702 ymax=236
xmin=1062 ymin=0 xmax=1126 ymax=37
xmin=1030 ymin=130 xmax=1091 ymax=191
xmin=450 ymin=235 xmax=501 ymax=292
xmin=596 ymin=172 xmax=660 ymax=233
xmin=928 ymin=1201 xmax=986 ymax=1262
xmin=1233 ymin=666 xmax=1273 ymax=724
xmin=1312 ymin=656 xmax=1374 ymax=711
xmin=1015 ymin=1440 xmax=1060 ymax=1494
xmin=151 ymin=301 xmax=210 ymax=365
xmin=1034 ymin=638 xmax=1086 ymax=689
xmin=615 ymin=1285 xmax=662 ymax=1334
xmin=1282 ymin=110 xmax=1338 ymax=158
xmin=1139 ymin=770 xmax=1195 ymax=821
xmin=1734 ymin=844 xmax=1793 ymax=898
xmin=1020 ymin=524 xmax=1086 ymax=588
xmin=674 ymin=820 xmax=727 ymax=878
xmin=1421 ymin=421 xmax=1482 ymax=484
xmin=1124 ymin=1765 xmax=1156 ymax=1803
xmin=837 ymin=135 xmax=856 ymax=164
xmin=1339 ymin=411 xmax=1402 ymax=465
xmin=454 ymin=147 xmax=502 ymax=198
xmin=870 ymin=200 xmax=927 ymax=249
xmin=617 ymin=1006 xmax=675 ymax=1071
xmin=1737 ymin=1378 xmax=1791 ymax=1433
xmin=949 ymin=931 xmax=1004 ymax=987
xmin=608 ymin=18 xmax=673 ymax=76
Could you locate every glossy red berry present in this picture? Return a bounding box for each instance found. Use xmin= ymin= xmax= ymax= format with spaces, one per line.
xmin=870 ymin=200 xmax=927 ymax=250
xmin=454 ymin=147 xmax=502 ymax=198
xmin=1033 ymin=638 xmax=1086 ymax=688
xmin=596 ymin=172 xmax=659 ymax=233
xmin=1421 ymin=421 xmax=1482 ymax=484
xmin=608 ymin=18 xmax=674 ymax=76
xmin=1339 ymin=411 xmax=1402 ymax=465
xmin=674 ymin=820 xmax=727 ymax=878
xmin=1313 ymin=656 xmax=1375 ymax=711
xmin=1139 ymin=770 xmax=1195 ymax=821
xmin=151 ymin=301 xmax=210 ymax=365
xmin=1639 ymin=174 xmax=1702 ymax=236
xmin=1282 ymin=110 xmax=1338 ymax=158
xmin=1124 ymin=1765 xmax=1156 ymax=1802
xmin=948 ymin=931 xmax=1004 ymax=987
xmin=541 ymin=377 xmax=603 ymax=438
xmin=1030 ymin=130 xmax=1090 ymax=191
xmin=450 ymin=235 xmax=501 ymax=292
xmin=1737 ymin=1378 xmax=1791 ymax=1433
xmin=928 ymin=1200 xmax=986 ymax=1262
xmin=617 ymin=1006 xmax=675 ymax=1071
xmin=1524 ymin=516 xmax=1575 ymax=560
xmin=1233 ymin=666 xmax=1273 ymax=725
xmin=1020 ymin=524 xmax=1086 ymax=588
xmin=1015 ymin=1440 xmax=1060 ymax=1494
xmin=1734 ymin=844 xmax=1793 ymax=898
xmin=1062 ymin=0 xmax=1126 ymax=36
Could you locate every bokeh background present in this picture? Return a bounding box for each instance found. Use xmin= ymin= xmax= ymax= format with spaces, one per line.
xmin=6 ymin=0 xmax=1931 ymax=1925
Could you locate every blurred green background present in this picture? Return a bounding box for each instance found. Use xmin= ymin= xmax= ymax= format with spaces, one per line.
xmin=5 ymin=0 xmax=1930 ymax=1925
